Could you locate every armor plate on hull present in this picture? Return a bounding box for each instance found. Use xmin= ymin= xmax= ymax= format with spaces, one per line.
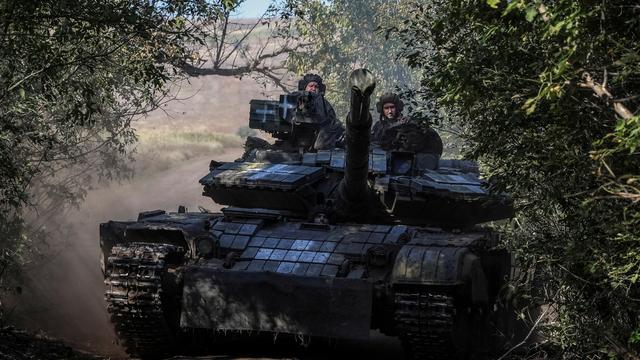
xmin=181 ymin=268 xmax=372 ymax=339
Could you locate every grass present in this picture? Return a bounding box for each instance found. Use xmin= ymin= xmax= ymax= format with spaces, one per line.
xmin=138 ymin=129 xmax=243 ymax=146
xmin=134 ymin=129 xmax=244 ymax=174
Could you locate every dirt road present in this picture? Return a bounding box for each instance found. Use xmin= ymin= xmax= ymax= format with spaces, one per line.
xmin=7 ymin=147 xmax=404 ymax=359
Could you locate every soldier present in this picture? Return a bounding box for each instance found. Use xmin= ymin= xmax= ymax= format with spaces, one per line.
xmin=296 ymin=73 xmax=344 ymax=150
xmin=371 ymin=92 xmax=410 ymax=144
xmin=372 ymin=92 xmax=443 ymax=168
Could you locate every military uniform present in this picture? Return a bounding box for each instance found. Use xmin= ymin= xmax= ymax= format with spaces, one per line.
xmin=312 ymin=98 xmax=344 ymax=150
xmin=372 ymin=115 xmax=409 ymax=144
xmin=372 ymin=93 xmax=443 ymax=168
xmin=372 ymin=92 xmax=409 ymax=144
xmin=297 ymin=74 xmax=345 ymax=151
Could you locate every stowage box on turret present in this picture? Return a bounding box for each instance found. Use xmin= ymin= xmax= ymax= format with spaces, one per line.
xmin=100 ymin=69 xmax=515 ymax=359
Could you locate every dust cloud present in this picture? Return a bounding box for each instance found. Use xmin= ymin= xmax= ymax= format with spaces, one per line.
xmin=6 ymin=152 xmax=243 ymax=358
xmin=3 ymin=73 xmax=271 ymax=358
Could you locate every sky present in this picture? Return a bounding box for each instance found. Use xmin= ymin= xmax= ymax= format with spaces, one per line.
xmin=234 ymin=0 xmax=272 ymax=18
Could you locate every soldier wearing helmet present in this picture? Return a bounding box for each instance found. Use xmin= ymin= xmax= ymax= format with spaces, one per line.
xmin=298 ymin=73 xmax=326 ymax=95
xmin=372 ymin=92 xmax=443 ymax=169
xmin=372 ymin=92 xmax=409 ymax=144
xmin=296 ymin=73 xmax=344 ymax=150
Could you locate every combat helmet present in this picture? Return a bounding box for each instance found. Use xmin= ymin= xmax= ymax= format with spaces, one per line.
xmin=298 ymin=73 xmax=326 ymax=95
xmin=376 ymin=92 xmax=404 ymax=118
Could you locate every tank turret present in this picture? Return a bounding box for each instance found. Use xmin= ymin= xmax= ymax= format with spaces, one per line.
xmin=200 ymin=70 xmax=511 ymax=225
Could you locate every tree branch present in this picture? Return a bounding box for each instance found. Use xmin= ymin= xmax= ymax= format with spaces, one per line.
xmin=214 ymin=11 xmax=230 ymax=69
xmin=604 ymin=332 xmax=640 ymax=360
xmin=217 ymin=11 xmax=267 ymax=66
xmin=255 ymin=68 xmax=289 ymax=92
xmin=178 ymin=63 xmax=252 ymax=76
xmin=497 ymin=306 xmax=551 ymax=360
xmin=578 ymin=72 xmax=635 ymax=119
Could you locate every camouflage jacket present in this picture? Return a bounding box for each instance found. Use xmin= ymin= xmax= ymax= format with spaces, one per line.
xmin=312 ymin=97 xmax=344 ymax=151
xmin=371 ymin=116 xmax=409 ymax=144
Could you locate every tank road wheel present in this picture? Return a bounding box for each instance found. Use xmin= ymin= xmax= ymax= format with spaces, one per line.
xmin=395 ymin=290 xmax=460 ymax=360
xmin=104 ymin=243 xmax=184 ymax=359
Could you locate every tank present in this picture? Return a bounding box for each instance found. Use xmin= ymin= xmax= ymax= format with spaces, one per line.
xmin=100 ymin=69 xmax=515 ymax=360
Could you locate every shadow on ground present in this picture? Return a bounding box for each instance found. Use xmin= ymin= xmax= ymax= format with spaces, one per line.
xmin=165 ymin=330 xmax=404 ymax=360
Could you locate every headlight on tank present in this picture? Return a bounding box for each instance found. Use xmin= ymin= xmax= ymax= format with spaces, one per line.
xmin=196 ymin=238 xmax=215 ymax=258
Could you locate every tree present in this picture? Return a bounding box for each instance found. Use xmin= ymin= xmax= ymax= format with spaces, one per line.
xmin=281 ymin=0 xmax=418 ymax=115
xmin=0 ymin=0 xmax=300 ymax=306
xmin=396 ymin=0 xmax=640 ymax=357
xmin=178 ymin=0 xmax=303 ymax=91
xmin=279 ymin=0 xmax=467 ymax=155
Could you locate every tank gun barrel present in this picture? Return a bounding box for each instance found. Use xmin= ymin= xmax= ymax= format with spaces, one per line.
xmin=339 ymin=69 xmax=376 ymax=206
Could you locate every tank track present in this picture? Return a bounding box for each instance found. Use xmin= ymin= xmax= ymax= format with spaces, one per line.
xmin=104 ymin=242 xmax=184 ymax=359
xmin=395 ymin=290 xmax=456 ymax=360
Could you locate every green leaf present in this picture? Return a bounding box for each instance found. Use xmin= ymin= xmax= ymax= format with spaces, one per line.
xmin=222 ymin=0 xmax=237 ymax=10
xmin=630 ymin=328 xmax=640 ymax=344
xmin=503 ymin=0 xmax=522 ymax=15
xmin=525 ymin=6 xmax=538 ymax=22
xmin=522 ymin=97 xmax=538 ymax=115
xmin=487 ymin=0 xmax=501 ymax=9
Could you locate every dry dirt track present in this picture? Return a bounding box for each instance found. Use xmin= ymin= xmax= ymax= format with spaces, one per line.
xmin=7 ymin=147 xmax=405 ymax=360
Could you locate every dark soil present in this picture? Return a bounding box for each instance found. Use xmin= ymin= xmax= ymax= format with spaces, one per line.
xmin=0 ymin=327 xmax=104 ymax=360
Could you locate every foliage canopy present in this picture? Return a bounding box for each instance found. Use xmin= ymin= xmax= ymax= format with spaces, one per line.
xmin=0 ymin=0 xmax=238 ymax=297
xmin=396 ymin=0 xmax=640 ymax=357
xmin=282 ymin=0 xmax=417 ymax=116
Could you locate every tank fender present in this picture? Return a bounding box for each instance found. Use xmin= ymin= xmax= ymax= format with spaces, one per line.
xmin=391 ymin=245 xmax=488 ymax=304
xmin=123 ymin=224 xmax=191 ymax=253
xmin=99 ymin=220 xmax=131 ymax=275
xmin=100 ymin=221 xmax=192 ymax=265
